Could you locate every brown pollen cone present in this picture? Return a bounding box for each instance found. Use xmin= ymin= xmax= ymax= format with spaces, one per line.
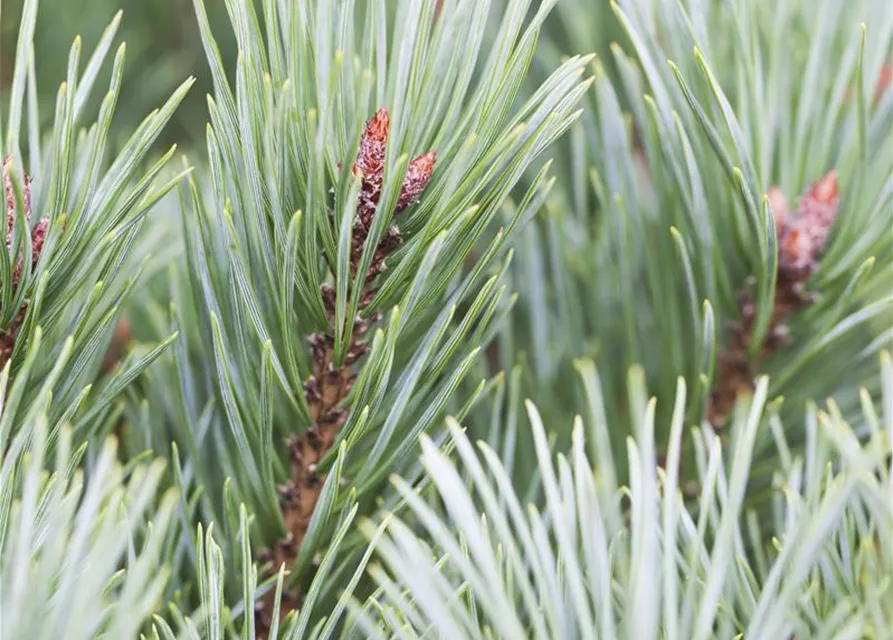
xmin=708 ymin=171 xmax=841 ymax=427
xmin=0 ymin=156 xmax=49 ymax=371
xmin=257 ymin=108 xmax=435 ymax=633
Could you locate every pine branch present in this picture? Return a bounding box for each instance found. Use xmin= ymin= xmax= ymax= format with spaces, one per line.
xmin=145 ymin=3 xmax=591 ymax=632
xmin=265 ymin=108 xmax=437 ymax=621
xmin=0 ymin=2 xmax=190 ymax=446
xmin=709 ymin=171 xmax=842 ymax=426
xmin=498 ymin=0 xmax=892 ymax=482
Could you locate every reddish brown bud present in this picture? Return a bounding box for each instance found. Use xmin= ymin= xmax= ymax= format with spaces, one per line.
xmin=364 ymin=108 xmax=389 ymax=143
xmin=303 ymin=375 xmax=321 ymax=403
xmin=779 ymin=226 xmax=814 ymax=271
xmin=808 ymin=170 xmax=839 ymax=205
xmin=397 ymin=151 xmax=436 ymax=213
xmin=354 ymin=108 xmax=389 ymax=179
xmin=354 ymin=108 xmax=391 ymax=225
xmin=31 ymin=218 xmax=48 ymax=268
xmin=775 ymin=171 xmax=841 ymax=272
xmin=4 ymin=157 xmax=50 ymax=284
xmin=797 ymin=170 xmax=839 ymax=249
xmin=4 ymin=155 xmax=32 ymax=245
xmin=767 ymin=186 xmax=790 ymax=234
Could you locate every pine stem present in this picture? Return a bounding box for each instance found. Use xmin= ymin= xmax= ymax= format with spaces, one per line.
xmin=708 ymin=172 xmax=840 ymax=426
xmin=257 ymin=107 xmax=435 ymax=633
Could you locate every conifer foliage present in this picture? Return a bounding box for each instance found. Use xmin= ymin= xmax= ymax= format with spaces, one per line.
xmin=0 ymin=0 xmax=191 ymax=439
xmin=710 ymin=171 xmax=844 ymax=426
xmin=161 ymin=0 xmax=589 ymax=631
xmin=505 ymin=0 xmax=892 ymax=476
xmin=0 ymin=0 xmax=890 ymax=638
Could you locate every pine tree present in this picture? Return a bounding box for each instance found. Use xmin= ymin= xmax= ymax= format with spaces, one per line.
xmin=0 ymin=0 xmax=890 ymax=638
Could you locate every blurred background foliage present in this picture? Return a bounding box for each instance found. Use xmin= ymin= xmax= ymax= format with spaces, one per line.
xmin=0 ymin=0 xmax=234 ymax=148
xmin=0 ymin=0 xmax=624 ymax=149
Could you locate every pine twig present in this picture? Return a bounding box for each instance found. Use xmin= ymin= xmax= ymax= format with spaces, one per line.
xmin=258 ymin=108 xmax=435 ymax=631
xmin=708 ymin=171 xmax=841 ymax=426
